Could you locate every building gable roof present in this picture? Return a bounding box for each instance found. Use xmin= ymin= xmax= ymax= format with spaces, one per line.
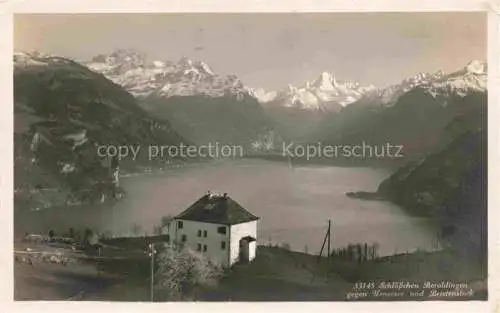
xmin=175 ymin=193 xmax=260 ymax=225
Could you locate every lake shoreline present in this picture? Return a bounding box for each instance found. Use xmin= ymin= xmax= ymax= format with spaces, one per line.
xmin=345 ymin=191 xmax=386 ymax=201
xmin=15 ymin=159 xmax=436 ymax=257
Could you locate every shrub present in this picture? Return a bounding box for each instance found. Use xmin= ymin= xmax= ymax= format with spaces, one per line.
xmin=131 ymin=223 xmax=142 ymax=236
xmin=153 ymin=225 xmax=162 ymax=235
xmin=99 ymin=230 xmax=112 ymax=241
xmin=161 ymin=215 xmax=173 ymax=228
xmin=281 ymin=242 xmax=291 ymax=250
xmin=154 ymin=244 xmax=223 ymax=300
xmin=329 ymin=260 xmax=372 ymax=282
xmin=157 ymin=215 xmax=173 ymax=234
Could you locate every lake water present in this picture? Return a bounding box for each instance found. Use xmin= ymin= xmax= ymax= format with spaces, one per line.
xmin=15 ymin=159 xmax=438 ymax=256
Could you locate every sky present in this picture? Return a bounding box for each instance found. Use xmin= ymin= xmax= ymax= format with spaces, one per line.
xmin=14 ymin=13 xmax=486 ymax=90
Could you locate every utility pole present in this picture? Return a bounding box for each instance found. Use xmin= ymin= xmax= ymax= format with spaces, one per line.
xmin=149 ymin=243 xmax=156 ymax=302
xmin=313 ymin=220 xmax=332 ymax=283
xmin=331 ymin=220 xmax=334 ymax=260
xmin=316 ymin=220 xmax=329 ymax=265
xmin=327 ymin=219 xmax=331 ymax=264
xmin=97 ymin=246 xmax=101 ymax=276
xmin=97 ymin=246 xmax=102 ymax=288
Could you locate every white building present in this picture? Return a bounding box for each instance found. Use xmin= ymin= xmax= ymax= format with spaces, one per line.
xmin=167 ymin=192 xmax=259 ymax=267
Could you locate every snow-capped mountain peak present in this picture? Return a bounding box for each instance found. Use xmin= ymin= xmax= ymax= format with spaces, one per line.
xmin=364 ymin=60 xmax=487 ymax=106
xmin=311 ymin=71 xmax=337 ymax=90
xmin=38 ymin=48 xmax=486 ymax=110
xmin=85 ymin=50 xmax=250 ymax=99
xmin=259 ymin=72 xmax=377 ymax=111
xmin=424 ymin=60 xmax=487 ymax=98
xmin=153 ymin=60 xmax=166 ymax=68
xmin=198 ymin=61 xmax=215 ymax=76
xmin=14 ymin=51 xmax=48 ymax=67
xmin=250 ymin=88 xmax=278 ymax=103
xmin=465 ymin=60 xmax=486 ymax=75
xmin=179 ymin=56 xmax=192 ymax=67
xmin=14 ymin=50 xmax=75 ymax=68
xmin=287 ymin=84 xmax=297 ymax=93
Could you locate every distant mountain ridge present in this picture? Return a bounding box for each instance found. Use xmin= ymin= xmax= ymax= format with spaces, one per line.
xmin=85 ymin=49 xmax=376 ymax=110
xmin=83 ymin=50 xmax=277 ymax=147
xmin=314 ymin=60 xmax=487 ymax=143
xmin=256 ymin=72 xmax=377 ymax=111
xmin=84 ymin=49 xmax=382 ymax=111
xmin=357 ymin=60 xmax=486 ymax=107
xmin=248 ymin=61 xmax=486 ymax=115
xmin=85 ymin=49 xmax=254 ymax=100
xmin=17 ymin=49 xmax=487 ymax=167
xmin=84 ymin=49 xmax=486 ymax=112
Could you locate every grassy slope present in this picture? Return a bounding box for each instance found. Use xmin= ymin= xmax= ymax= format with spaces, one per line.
xmin=14 ymin=55 xmax=186 ymax=208
xmin=14 ymin=241 xmax=486 ymax=301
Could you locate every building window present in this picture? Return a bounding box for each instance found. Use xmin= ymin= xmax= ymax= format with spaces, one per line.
xmin=203 ymin=230 xmax=207 ymax=237
xmin=197 ymin=230 xmax=202 ymax=237
xmin=217 ymin=226 xmax=227 ymax=235
xmin=165 ymin=234 xmax=170 ymax=243
xmin=181 ymin=234 xmax=187 ymax=242
xmin=221 ymin=241 xmax=226 ymax=250
xmin=178 ymin=221 xmax=183 ymax=229
xmin=203 ymin=244 xmax=207 ymax=252
xmin=197 ymin=243 xmax=202 ymax=251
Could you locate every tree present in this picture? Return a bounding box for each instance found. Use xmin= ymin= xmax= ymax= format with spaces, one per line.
xmin=160 ymin=215 xmax=173 ymax=232
xmin=153 ymin=225 xmax=162 ymax=236
xmin=281 ymin=242 xmax=291 ymax=250
xmin=131 ymin=223 xmax=142 ymax=236
xmin=82 ymin=228 xmax=99 ymax=246
xmin=154 ymin=244 xmax=223 ymax=300
xmin=82 ymin=228 xmax=92 ymax=245
xmin=161 ymin=215 xmax=171 ymax=225
xmin=152 ymin=215 xmax=173 ymax=236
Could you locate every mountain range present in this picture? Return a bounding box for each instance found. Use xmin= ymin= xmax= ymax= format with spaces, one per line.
xmin=85 ymin=50 xmax=378 ymax=111
xmin=84 ymin=49 xmax=486 ymax=113
xmin=311 ymin=60 xmax=487 ymax=164
xmin=368 ymin=59 xmax=486 ymax=106
xmin=13 ymin=49 xmax=488 ymax=207
xmin=83 ymin=50 xmax=487 ymax=154
xmin=85 ymin=49 xmax=253 ymax=100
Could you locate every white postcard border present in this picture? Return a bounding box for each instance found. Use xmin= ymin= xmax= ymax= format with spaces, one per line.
xmin=0 ymin=1 xmax=497 ymax=312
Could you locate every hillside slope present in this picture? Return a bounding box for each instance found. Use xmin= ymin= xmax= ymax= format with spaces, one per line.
xmin=141 ymin=94 xmax=273 ymax=148
xmin=14 ymin=52 xmax=186 ymax=209
xmin=377 ymin=108 xmax=486 ymax=256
